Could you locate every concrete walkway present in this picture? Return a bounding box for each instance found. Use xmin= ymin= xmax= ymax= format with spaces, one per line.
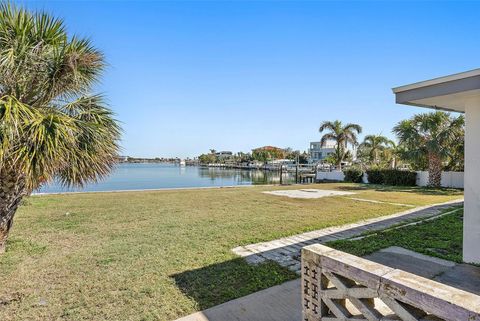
xmin=232 ymin=199 xmax=463 ymax=273
xmin=176 ymin=245 xmax=480 ymax=321
xmin=176 ymin=199 xmax=467 ymax=321
xmin=175 ymin=279 xmax=301 ymax=321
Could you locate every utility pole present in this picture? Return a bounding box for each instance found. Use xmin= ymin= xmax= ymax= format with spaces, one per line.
xmin=279 ymin=162 xmax=283 ymax=185
xmin=295 ymin=152 xmax=299 ymax=184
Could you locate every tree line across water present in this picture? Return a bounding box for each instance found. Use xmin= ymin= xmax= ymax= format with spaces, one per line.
xmin=197 ymin=147 xmax=310 ymax=165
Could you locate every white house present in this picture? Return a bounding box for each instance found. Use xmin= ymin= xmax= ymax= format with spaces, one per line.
xmin=215 ymin=151 xmax=233 ymax=160
xmin=267 ymin=159 xmax=295 ymax=165
xmin=308 ymin=142 xmax=336 ymax=163
xmin=393 ymin=68 xmax=480 ymax=263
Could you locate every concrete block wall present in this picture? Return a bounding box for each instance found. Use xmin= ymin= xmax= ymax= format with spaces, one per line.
xmin=317 ymin=170 xmax=464 ymax=188
xmin=416 ymin=171 xmax=464 ymax=188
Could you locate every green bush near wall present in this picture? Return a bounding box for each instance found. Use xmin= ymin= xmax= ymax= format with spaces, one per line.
xmin=343 ymin=168 xmax=364 ymax=183
xmin=382 ymin=169 xmax=417 ymax=186
xmin=342 ymin=168 xmax=417 ymax=186
xmin=365 ymin=169 xmax=384 ymax=184
xmin=365 ymin=169 xmax=417 ymax=186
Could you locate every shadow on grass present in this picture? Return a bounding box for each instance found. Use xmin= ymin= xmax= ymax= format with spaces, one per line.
xmin=170 ymin=258 xmax=296 ymax=311
xmin=332 ymin=184 xmax=370 ymax=191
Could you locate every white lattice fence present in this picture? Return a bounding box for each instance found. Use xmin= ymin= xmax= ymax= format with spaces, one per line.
xmin=302 ymin=244 xmax=480 ymax=321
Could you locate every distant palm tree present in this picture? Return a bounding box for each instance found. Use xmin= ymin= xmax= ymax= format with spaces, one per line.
xmin=382 ymin=141 xmax=403 ymax=169
xmin=359 ymin=134 xmax=392 ymax=165
xmin=0 ymin=3 xmax=121 ymax=253
xmin=319 ymin=120 xmax=362 ymax=170
xmin=393 ymin=112 xmax=464 ymax=187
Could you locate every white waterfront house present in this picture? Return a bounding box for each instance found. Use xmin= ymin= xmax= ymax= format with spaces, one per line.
xmin=215 ymin=151 xmax=233 ymax=160
xmin=393 ymin=68 xmax=480 ymax=264
xmin=308 ymin=142 xmax=336 ymax=163
xmin=267 ymin=159 xmax=295 ymax=165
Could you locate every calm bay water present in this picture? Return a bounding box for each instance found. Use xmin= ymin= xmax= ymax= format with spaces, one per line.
xmin=38 ymin=163 xmax=296 ymax=194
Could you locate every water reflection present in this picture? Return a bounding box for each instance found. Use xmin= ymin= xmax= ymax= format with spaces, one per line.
xmin=197 ymin=167 xmax=295 ymax=185
xmin=38 ymin=163 xmax=297 ymax=194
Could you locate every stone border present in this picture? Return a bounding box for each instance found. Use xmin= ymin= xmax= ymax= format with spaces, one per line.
xmin=232 ymin=199 xmax=463 ymax=274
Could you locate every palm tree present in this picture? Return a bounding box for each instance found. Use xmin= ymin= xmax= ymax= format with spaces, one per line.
xmin=382 ymin=141 xmax=403 ymax=169
xmin=393 ymin=112 xmax=464 ymax=187
xmin=0 ymin=3 xmax=121 ymax=253
xmin=359 ymin=134 xmax=392 ymax=165
xmin=444 ymin=131 xmax=465 ymax=171
xmin=319 ymin=120 xmax=362 ymax=170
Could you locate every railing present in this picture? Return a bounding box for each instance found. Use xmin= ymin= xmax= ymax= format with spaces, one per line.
xmin=301 ymin=244 xmax=480 ymax=321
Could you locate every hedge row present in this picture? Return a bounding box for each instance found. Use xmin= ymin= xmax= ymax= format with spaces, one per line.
xmin=366 ymin=169 xmax=417 ymax=186
xmin=343 ymin=168 xmax=364 ymax=183
xmin=342 ymin=168 xmax=417 ymax=186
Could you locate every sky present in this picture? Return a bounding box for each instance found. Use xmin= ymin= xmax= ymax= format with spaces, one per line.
xmin=21 ymin=1 xmax=480 ymax=158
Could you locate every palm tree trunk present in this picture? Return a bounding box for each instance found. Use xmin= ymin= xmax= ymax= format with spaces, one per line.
xmin=427 ymin=153 xmax=442 ymax=187
xmin=0 ymin=171 xmax=26 ymax=254
xmin=336 ymin=146 xmax=342 ymax=170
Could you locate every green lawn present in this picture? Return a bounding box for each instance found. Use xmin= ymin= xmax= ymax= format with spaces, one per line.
xmin=328 ymin=206 xmax=464 ymax=263
xmin=0 ymin=183 xmax=463 ymax=321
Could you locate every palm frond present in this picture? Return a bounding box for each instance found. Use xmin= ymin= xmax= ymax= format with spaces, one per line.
xmin=320 ymin=133 xmax=336 ymax=147
xmin=319 ymin=120 xmax=340 ymax=133
xmin=0 ymin=2 xmax=121 ymax=191
xmin=393 ymin=112 xmax=464 ymax=171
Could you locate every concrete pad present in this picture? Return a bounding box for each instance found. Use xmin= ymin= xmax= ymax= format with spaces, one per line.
xmin=364 ymin=247 xmax=480 ymax=296
xmin=262 ymin=189 xmax=355 ymax=199
xmin=175 ymin=279 xmax=301 ymax=321
xmin=434 ymin=263 xmax=480 ymax=294
xmin=364 ymin=246 xmax=455 ymax=279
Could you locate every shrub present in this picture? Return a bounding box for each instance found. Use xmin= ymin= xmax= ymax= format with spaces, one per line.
xmin=343 ymin=168 xmax=364 ymax=183
xmin=365 ymin=169 xmax=384 ymax=184
xmin=382 ymin=169 xmax=417 ymax=186
xmin=365 ymin=168 xmax=417 ymax=186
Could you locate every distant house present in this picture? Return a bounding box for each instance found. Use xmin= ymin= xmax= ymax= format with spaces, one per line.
xmin=115 ymin=156 xmax=130 ymax=163
xmin=248 ymin=160 xmax=264 ymax=168
xmin=308 ymin=142 xmax=336 ymax=163
xmin=215 ymin=151 xmax=233 ymax=160
xmin=267 ymin=159 xmax=295 ymax=165
xmin=252 ymin=146 xmax=286 ymax=161
xmin=252 ymin=146 xmax=284 ymax=153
